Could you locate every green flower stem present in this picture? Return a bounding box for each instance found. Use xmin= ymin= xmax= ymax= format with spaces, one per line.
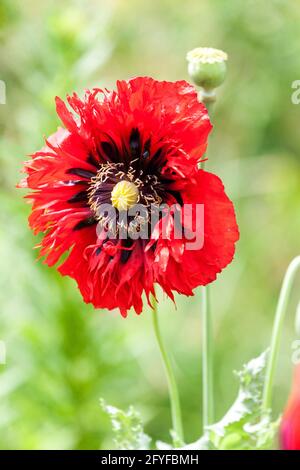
xmin=262 ymin=256 xmax=300 ymax=413
xmin=151 ymin=295 xmax=184 ymax=442
xmin=201 ymin=285 xmax=214 ymax=427
xmin=295 ymin=301 xmax=300 ymax=335
xmin=200 ymin=94 xmax=215 ymax=428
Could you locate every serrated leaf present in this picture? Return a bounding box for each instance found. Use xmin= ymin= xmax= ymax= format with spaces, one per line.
xmin=183 ymin=350 xmax=279 ymax=450
xmin=100 ymin=399 xmax=151 ymax=450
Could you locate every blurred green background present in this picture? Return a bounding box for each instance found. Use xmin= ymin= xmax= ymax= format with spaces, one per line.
xmin=0 ymin=0 xmax=300 ymax=450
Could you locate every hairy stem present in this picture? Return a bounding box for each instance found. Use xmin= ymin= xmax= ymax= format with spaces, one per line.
xmin=200 ymin=94 xmax=215 ymax=428
xmin=262 ymin=256 xmax=300 ymax=413
xmin=151 ymin=295 xmax=184 ymax=442
xmin=201 ymin=285 xmax=214 ymax=427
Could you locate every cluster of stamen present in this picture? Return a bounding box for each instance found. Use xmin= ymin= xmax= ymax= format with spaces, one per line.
xmin=87 ymin=161 xmax=163 ymax=236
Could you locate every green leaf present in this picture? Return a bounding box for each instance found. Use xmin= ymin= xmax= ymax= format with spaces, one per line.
xmin=184 ymin=350 xmax=280 ymax=450
xmin=100 ymin=399 xmax=151 ymax=450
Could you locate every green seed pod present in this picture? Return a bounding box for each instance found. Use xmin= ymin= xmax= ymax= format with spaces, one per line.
xmin=186 ymin=47 xmax=228 ymax=90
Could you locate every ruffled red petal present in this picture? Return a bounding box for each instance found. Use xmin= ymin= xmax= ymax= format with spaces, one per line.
xmin=148 ymin=170 xmax=239 ymax=297
xmin=280 ymin=366 xmax=300 ymax=450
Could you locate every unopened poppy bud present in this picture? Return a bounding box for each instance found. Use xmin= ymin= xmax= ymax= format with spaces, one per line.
xmin=186 ymin=47 xmax=228 ymax=90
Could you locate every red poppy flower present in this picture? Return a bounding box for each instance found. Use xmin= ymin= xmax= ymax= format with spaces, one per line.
xmin=280 ymin=365 xmax=300 ymax=450
xmin=19 ymin=77 xmax=239 ymax=316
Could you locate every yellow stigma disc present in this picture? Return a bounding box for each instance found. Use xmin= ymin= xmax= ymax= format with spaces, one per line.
xmin=111 ymin=180 xmax=139 ymax=211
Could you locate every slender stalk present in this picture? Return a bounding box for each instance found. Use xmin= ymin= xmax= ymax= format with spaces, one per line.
xmin=295 ymin=301 xmax=300 ymax=336
xmin=201 ymin=285 xmax=214 ymax=427
xmin=262 ymin=256 xmax=300 ymax=413
xmin=151 ymin=295 xmax=184 ymax=442
xmin=200 ymin=94 xmax=215 ymax=428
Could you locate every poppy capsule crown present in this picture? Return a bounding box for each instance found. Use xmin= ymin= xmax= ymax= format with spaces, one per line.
xmin=111 ymin=180 xmax=139 ymax=211
xmin=20 ymin=77 xmax=239 ymax=316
